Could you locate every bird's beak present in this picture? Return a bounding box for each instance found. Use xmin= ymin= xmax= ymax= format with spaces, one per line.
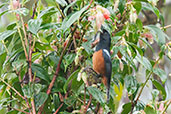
xmin=91 ymin=30 xmax=102 ymax=48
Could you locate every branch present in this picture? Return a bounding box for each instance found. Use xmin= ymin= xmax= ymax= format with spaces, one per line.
xmin=0 ymin=78 xmax=25 ymax=101
xmin=38 ymin=26 xmax=77 ymax=114
xmin=161 ymin=99 xmax=171 ymax=114
xmin=86 ymin=0 xmax=93 ymax=10
xmin=28 ymin=1 xmax=38 ymax=114
xmin=53 ymin=103 xmax=64 ymax=114
xmin=160 ymin=24 xmax=171 ymax=30
xmin=9 ymin=107 xmax=29 ymax=114
xmin=85 ymin=93 xmax=92 ymax=113
xmin=130 ymin=57 xmax=160 ymax=113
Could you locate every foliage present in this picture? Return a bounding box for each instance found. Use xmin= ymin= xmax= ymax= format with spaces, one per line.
xmin=0 ymin=0 xmax=171 ymax=114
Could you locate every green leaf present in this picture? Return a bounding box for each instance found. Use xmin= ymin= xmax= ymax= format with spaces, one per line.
xmin=0 ymin=52 xmax=7 ymax=75
xmin=0 ymin=2 xmax=7 ymax=8
xmin=63 ymin=54 xmax=75 ymax=72
xmin=87 ymin=86 xmax=105 ymax=104
xmin=144 ymin=104 xmax=157 ymax=114
xmin=22 ymin=85 xmax=32 ymax=98
xmin=146 ymin=25 xmax=169 ymax=45
xmin=140 ymin=38 xmax=154 ymax=52
xmin=28 ymin=19 xmax=42 ymax=35
xmin=125 ymin=75 xmax=138 ymax=95
xmin=53 ymin=93 xmax=60 ymax=110
xmin=34 ymin=92 xmax=48 ymax=110
xmin=142 ymin=2 xmax=159 ymax=18
xmin=121 ymin=102 xmax=131 ymax=114
xmin=63 ymin=69 xmax=79 ymax=93
xmin=7 ymin=22 xmax=17 ymax=30
xmin=31 ymin=63 xmax=50 ymax=82
xmin=12 ymin=59 xmax=27 ymax=71
xmin=61 ymin=4 xmax=89 ymax=32
xmin=136 ymin=18 xmax=143 ymax=31
xmin=133 ymin=1 xmax=142 ymax=14
xmin=136 ymin=55 xmax=152 ymax=70
xmin=38 ymin=6 xmax=57 ymax=19
xmin=152 ymin=80 xmax=166 ymax=100
xmin=118 ymin=0 xmax=126 ymax=14
xmin=14 ymin=8 xmax=29 ymax=16
xmin=128 ymin=42 xmax=143 ymax=56
xmin=64 ymin=96 xmax=77 ymax=106
xmin=153 ymin=68 xmax=167 ymax=83
xmin=0 ymin=30 xmax=17 ymax=41
xmin=64 ymin=0 xmax=77 ymax=16
xmin=0 ymin=10 xmax=9 ymax=17
xmin=56 ymin=0 xmax=68 ymax=7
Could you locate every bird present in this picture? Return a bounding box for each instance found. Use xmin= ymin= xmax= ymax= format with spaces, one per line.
xmin=92 ymin=27 xmax=112 ymax=103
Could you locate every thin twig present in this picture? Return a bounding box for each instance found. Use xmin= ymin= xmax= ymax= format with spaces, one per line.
xmin=28 ymin=1 xmax=38 ymax=114
xmin=55 ymin=2 xmax=65 ymax=18
xmin=38 ymin=26 xmax=78 ymax=114
xmin=86 ymin=0 xmax=93 ymax=10
xmin=130 ymin=57 xmax=160 ymax=113
xmin=160 ymin=24 xmax=171 ymax=30
xmin=10 ymin=107 xmax=30 ymax=114
xmin=0 ymin=78 xmax=25 ymax=100
xmin=53 ymin=103 xmax=64 ymax=114
xmin=161 ymin=99 xmax=171 ymax=114
xmin=85 ymin=94 xmax=92 ymax=113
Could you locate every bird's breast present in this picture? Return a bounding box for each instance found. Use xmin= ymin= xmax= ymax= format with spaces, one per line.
xmin=93 ymin=49 xmax=106 ymax=76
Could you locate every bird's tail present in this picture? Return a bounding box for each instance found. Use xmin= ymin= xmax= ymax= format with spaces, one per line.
xmin=106 ymin=84 xmax=110 ymax=103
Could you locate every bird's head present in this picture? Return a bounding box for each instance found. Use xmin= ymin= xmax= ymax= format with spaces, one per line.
xmin=92 ymin=27 xmax=111 ymax=50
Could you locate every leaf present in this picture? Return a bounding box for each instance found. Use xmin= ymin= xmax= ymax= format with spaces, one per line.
xmin=14 ymin=8 xmax=29 ymax=16
xmin=56 ymin=0 xmax=68 ymax=7
xmin=146 ymin=25 xmax=169 ymax=45
xmin=128 ymin=42 xmax=143 ymax=56
xmin=28 ymin=19 xmax=42 ymax=35
xmin=118 ymin=0 xmax=126 ymax=14
xmin=125 ymin=75 xmax=138 ymax=95
xmin=22 ymin=85 xmax=32 ymax=98
xmin=121 ymin=102 xmax=131 ymax=114
xmin=136 ymin=55 xmax=152 ymax=70
xmin=7 ymin=22 xmax=17 ymax=30
xmin=153 ymin=68 xmax=167 ymax=83
xmin=140 ymin=38 xmax=154 ymax=52
xmin=53 ymin=93 xmax=60 ymax=110
xmin=31 ymin=63 xmax=50 ymax=82
xmin=133 ymin=1 xmax=142 ymax=14
xmin=0 ymin=30 xmax=17 ymax=41
xmin=144 ymin=104 xmax=157 ymax=114
xmin=87 ymin=86 xmax=105 ymax=104
xmin=0 ymin=2 xmax=7 ymax=8
xmin=0 ymin=52 xmax=7 ymax=75
xmin=152 ymin=80 xmax=166 ymax=100
xmin=34 ymin=84 xmax=44 ymax=95
xmin=34 ymin=92 xmax=48 ymax=110
xmin=37 ymin=6 xmax=57 ymax=19
xmin=64 ymin=96 xmax=77 ymax=106
xmin=142 ymin=2 xmax=159 ymax=18
xmin=63 ymin=69 xmax=80 ymax=93
xmin=12 ymin=59 xmax=27 ymax=71
xmin=61 ymin=4 xmax=89 ymax=32
xmin=64 ymin=0 xmax=77 ymax=16
xmin=136 ymin=18 xmax=143 ymax=31
xmin=0 ymin=10 xmax=9 ymax=17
